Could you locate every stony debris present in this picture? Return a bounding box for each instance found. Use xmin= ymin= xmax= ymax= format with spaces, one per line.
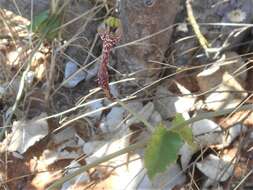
xmin=86 ymin=99 xmax=104 ymax=119
xmin=61 ymin=161 xmax=90 ymax=190
xmin=138 ymin=163 xmax=186 ymax=190
xmin=126 ymin=102 xmax=155 ymax=127
xmin=126 ymin=101 xmax=143 ymax=113
xmin=84 ymin=130 xmax=130 ymax=165
xmin=179 ymin=143 xmax=195 ymax=170
xmin=63 ymin=61 xmax=87 ymax=88
xmin=1 ymin=113 xmax=48 ymax=154
xmin=83 ymin=140 xmax=105 ymax=156
xmin=0 ymin=0 xmax=252 ymax=189
xmin=197 ymin=52 xmax=247 ymax=111
xmin=192 ymin=119 xmax=222 ymax=136
xmin=52 ymin=127 xmax=76 ymax=145
xmin=179 ymin=121 xmax=247 ymax=170
xmin=149 ymin=110 xmax=163 ymax=127
xmin=40 ymin=127 xmax=84 ymax=165
xmin=154 ymin=86 xmax=195 ymax=119
xmin=100 ymin=106 xmax=126 ymax=133
xmin=196 ymin=154 xmax=234 ymax=182
xmin=179 ymin=119 xmax=222 ymax=169
xmin=218 ymin=124 xmax=248 ymax=149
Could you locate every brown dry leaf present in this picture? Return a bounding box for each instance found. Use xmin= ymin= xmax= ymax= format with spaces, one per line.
xmin=30 ymin=170 xmax=62 ymax=190
xmin=31 ymin=51 xmax=48 ymax=81
xmin=218 ymin=110 xmax=253 ymax=129
xmin=3 ymin=155 xmax=31 ymax=190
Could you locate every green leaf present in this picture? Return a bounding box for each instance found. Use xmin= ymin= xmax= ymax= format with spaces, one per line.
xmin=171 ymin=113 xmax=196 ymax=148
xmin=28 ymin=9 xmax=61 ymax=41
xmin=144 ymin=124 xmax=183 ymax=179
xmin=104 ymin=16 xmax=120 ymax=29
xmin=29 ymin=10 xmax=49 ymax=32
xmin=172 ymin=113 xmax=185 ymax=127
xmin=38 ymin=14 xmax=61 ymax=40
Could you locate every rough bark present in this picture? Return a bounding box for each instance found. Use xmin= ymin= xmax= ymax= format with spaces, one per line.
xmin=117 ymin=0 xmax=180 ymax=80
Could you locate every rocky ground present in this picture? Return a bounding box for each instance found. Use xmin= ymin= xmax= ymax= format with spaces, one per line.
xmin=0 ymin=0 xmax=252 ymax=190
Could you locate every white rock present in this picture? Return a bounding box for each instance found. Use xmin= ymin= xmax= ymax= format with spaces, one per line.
xmin=192 ymin=119 xmax=223 ymax=147
xmin=204 ymin=91 xmax=243 ymax=111
xmin=179 ymin=143 xmax=196 ymax=170
xmin=192 ymin=119 xmax=221 ymax=136
xmin=182 ymin=112 xmax=191 ymax=120
xmin=149 ymin=111 xmax=162 ymax=126
xmin=100 ymin=107 xmax=125 ymax=133
xmin=63 ymin=61 xmax=86 ymax=88
xmin=126 ymin=102 xmax=154 ymax=127
xmin=223 ymin=52 xmax=247 ymax=82
xmin=179 ymin=118 xmax=221 ymax=170
xmin=85 ymin=137 xmax=129 ymax=165
xmin=85 ymin=62 xmax=99 ymax=81
xmin=196 ymin=154 xmax=234 ymax=182
xmin=5 ymin=113 xmax=48 ymax=154
xmin=52 ymin=127 xmax=76 ymax=145
xmin=83 ymin=141 xmax=105 ymax=156
xmin=154 ymin=86 xmax=195 ymax=119
xmin=195 ymin=132 xmax=223 ymax=147
xmin=138 ymin=164 xmax=186 ymax=190
xmin=197 ymin=52 xmax=247 ymax=111
xmin=219 ymin=124 xmax=248 ymax=148
xmin=61 ymin=160 xmax=90 ymax=190
xmin=126 ymin=101 xmax=143 ymax=112
xmin=86 ymin=99 xmax=104 ymax=119
xmin=202 ymin=179 xmax=224 ymax=190
xmin=109 ymin=84 xmax=119 ymax=97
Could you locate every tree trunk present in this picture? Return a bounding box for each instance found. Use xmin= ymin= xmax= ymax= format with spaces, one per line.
xmin=117 ymin=0 xmax=180 ymax=81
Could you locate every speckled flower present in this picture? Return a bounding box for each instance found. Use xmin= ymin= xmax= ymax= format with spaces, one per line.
xmin=97 ymin=17 xmax=122 ymax=99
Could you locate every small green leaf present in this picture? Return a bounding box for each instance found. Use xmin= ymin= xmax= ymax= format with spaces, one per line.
xmin=172 ymin=113 xmax=185 ymax=126
xmin=29 ymin=10 xmax=49 ymax=32
xmin=38 ymin=14 xmax=61 ymax=40
xmin=28 ymin=9 xmax=61 ymax=41
xmin=104 ymin=16 xmax=120 ymax=29
xmin=171 ymin=113 xmax=196 ymax=148
xmin=144 ymin=124 xmax=183 ymax=179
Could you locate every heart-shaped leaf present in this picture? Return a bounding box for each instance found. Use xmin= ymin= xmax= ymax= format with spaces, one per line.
xmin=144 ymin=124 xmax=183 ymax=179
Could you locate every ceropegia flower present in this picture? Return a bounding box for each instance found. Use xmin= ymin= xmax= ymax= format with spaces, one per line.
xmin=97 ymin=17 xmax=122 ymax=99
